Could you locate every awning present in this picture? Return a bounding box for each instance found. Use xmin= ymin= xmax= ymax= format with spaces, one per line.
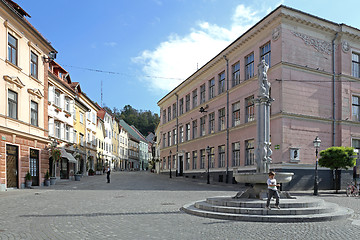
xmin=59 ymin=148 xmax=78 ymax=163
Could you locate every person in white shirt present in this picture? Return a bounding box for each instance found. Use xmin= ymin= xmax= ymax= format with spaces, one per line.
xmin=265 ymin=171 xmax=280 ymax=210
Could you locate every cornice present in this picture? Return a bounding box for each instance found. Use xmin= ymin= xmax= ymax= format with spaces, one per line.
xmin=27 ymin=88 xmax=43 ymax=99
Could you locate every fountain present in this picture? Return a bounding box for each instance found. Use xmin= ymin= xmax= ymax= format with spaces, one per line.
xmin=233 ymin=60 xmax=294 ymax=199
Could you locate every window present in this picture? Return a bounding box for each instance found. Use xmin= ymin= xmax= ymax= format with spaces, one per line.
xmin=163 ymin=134 xmax=166 ymax=147
xmin=54 ymin=90 xmax=60 ymax=107
xmin=245 ymin=53 xmax=254 ymax=80
xmin=168 ymin=156 xmax=171 ymax=169
xmin=209 ymin=147 xmax=215 ymax=168
xmin=186 ymin=123 xmax=191 ymax=141
xmin=173 ymin=129 xmax=177 ymax=145
xmin=209 ymin=112 xmax=215 ymax=134
xmin=192 ymin=120 xmax=197 ymax=139
xmin=192 ymin=89 xmax=197 ymax=108
xmin=179 ymin=126 xmax=184 ymax=143
xmin=219 ymin=145 xmax=225 ymax=168
xmin=352 ymin=139 xmax=360 ymax=152
xmin=260 ymin=42 xmax=271 ymax=66
xmin=200 ymin=149 xmax=205 ymax=169
xmin=30 ymin=51 xmax=38 ymax=79
xmin=352 ymin=96 xmax=360 ymax=121
xmin=245 ymin=95 xmax=255 ymax=122
xmin=162 ymin=109 xmax=166 ymax=123
xmin=200 ymin=84 xmax=206 ymax=104
xmin=200 ymin=116 xmax=206 ymax=136
xmin=64 ymin=97 xmax=70 ymax=112
xmin=173 ymin=103 xmax=177 ymax=119
xmin=8 ymin=90 xmax=18 ymax=119
xmin=80 ymin=113 xmax=84 ymax=124
xmin=245 ymin=139 xmax=255 ymax=165
xmin=209 ymin=78 xmax=215 ymax=99
xmin=65 ymin=125 xmax=70 ymax=141
xmin=232 ymin=142 xmax=240 ymax=166
xmin=192 ymin=151 xmax=197 ymax=169
xmin=353 ymin=53 xmax=360 ymax=78
xmin=8 ymin=33 xmax=17 ymax=65
xmin=168 ymin=131 xmax=171 ymax=146
xmin=30 ymin=101 xmax=38 ymax=126
xmin=186 ymin=152 xmax=190 ymax=170
xmin=73 ymin=130 xmax=77 ymax=144
xmin=218 ymin=108 xmax=225 ymax=131
xmin=55 ymin=121 xmax=61 ymax=138
xmin=173 ymin=155 xmax=176 ymax=168
xmin=232 ymin=101 xmax=240 ymax=126
xmin=73 ymin=107 xmax=76 ymax=120
xmin=185 ymin=94 xmax=190 ymax=112
xmin=232 ymin=62 xmax=240 ymax=86
xmin=80 ymin=133 xmax=84 ymax=146
xmin=168 ymin=106 xmax=171 ymax=121
xmin=219 ymin=72 xmax=225 ymax=94
xmin=179 ymin=98 xmax=184 ymax=115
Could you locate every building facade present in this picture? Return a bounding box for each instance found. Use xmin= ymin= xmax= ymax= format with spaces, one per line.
xmin=158 ymin=5 xmax=360 ymax=190
xmin=0 ymin=0 xmax=56 ymax=190
xmin=47 ymin=61 xmax=77 ymax=179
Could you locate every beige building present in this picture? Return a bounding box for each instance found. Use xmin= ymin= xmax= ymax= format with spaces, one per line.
xmin=0 ymin=0 xmax=56 ymax=190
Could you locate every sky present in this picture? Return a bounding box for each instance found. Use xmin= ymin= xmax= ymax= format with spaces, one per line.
xmin=15 ymin=0 xmax=360 ymax=115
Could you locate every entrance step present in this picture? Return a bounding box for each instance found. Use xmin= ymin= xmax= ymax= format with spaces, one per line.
xmin=181 ymin=196 xmax=353 ymax=222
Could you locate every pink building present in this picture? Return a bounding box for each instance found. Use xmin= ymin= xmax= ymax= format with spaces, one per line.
xmin=157 ymin=5 xmax=360 ymax=190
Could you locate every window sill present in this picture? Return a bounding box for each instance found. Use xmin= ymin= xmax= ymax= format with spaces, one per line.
xmin=5 ymin=60 xmax=22 ymax=71
xmin=30 ymin=75 xmax=42 ymax=84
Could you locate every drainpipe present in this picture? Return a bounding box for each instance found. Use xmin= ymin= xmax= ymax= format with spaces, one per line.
xmin=223 ymin=55 xmax=229 ymax=184
xmin=332 ymin=32 xmax=339 ymax=146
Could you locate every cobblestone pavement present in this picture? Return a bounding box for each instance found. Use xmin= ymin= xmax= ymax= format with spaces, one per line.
xmin=1 ymin=171 xmax=360 ymax=240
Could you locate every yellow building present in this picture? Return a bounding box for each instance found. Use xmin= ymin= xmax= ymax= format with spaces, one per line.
xmin=0 ymin=1 xmax=56 ymax=190
xmin=79 ymin=93 xmax=100 ymax=174
xmin=71 ymin=83 xmax=89 ymax=175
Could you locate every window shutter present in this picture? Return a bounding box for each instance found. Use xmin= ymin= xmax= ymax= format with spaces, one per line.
xmin=60 ymin=122 xmax=64 ymax=140
xmin=70 ymin=127 xmax=74 ymax=143
xmin=59 ymin=93 xmax=64 ymax=109
xmin=48 ymin=86 xmax=54 ymax=103
xmin=48 ymin=118 xmax=54 ymax=136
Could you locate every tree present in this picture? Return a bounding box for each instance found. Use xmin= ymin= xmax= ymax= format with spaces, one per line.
xmin=319 ymin=146 xmax=356 ymax=193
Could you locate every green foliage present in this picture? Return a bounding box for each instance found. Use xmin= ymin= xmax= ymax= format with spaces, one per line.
xmin=25 ymin=171 xmax=32 ymax=181
xmin=51 ymin=146 xmax=61 ymax=162
xmin=104 ymin=104 xmax=160 ymax=135
xmin=319 ymin=146 xmax=356 ymax=170
xmin=45 ymin=170 xmax=50 ymax=180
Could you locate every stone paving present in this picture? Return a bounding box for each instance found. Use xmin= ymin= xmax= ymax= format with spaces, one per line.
xmin=1 ymin=172 xmax=360 ymax=240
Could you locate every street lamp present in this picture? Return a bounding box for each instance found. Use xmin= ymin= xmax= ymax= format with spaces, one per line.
xmin=206 ymin=146 xmax=211 ymax=184
xmin=313 ymin=136 xmax=321 ymax=196
xmin=169 ymin=150 xmax=172 ymax=178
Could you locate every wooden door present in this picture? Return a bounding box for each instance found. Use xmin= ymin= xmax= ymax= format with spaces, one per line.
xmin=6 ymin=145 xmax=18 ymax=188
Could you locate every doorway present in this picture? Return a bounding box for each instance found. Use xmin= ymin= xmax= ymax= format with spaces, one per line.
xmin=6 ymin=145 xmax=18 ymax=188
xmin=179 ymin=156 xmax=183 ymax=176
xmin=30 ymin=149 xmax=39 ymax=186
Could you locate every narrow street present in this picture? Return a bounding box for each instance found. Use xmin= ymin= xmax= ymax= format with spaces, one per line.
xmin=1 ymin=172 xmax=360 ymax=240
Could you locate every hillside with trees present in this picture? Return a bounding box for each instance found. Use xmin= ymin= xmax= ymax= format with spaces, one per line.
xmin=103 ymin=105 xmax=159 ymax=136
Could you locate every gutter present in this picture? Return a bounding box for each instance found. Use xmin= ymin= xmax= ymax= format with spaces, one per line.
xmin=332 ymin=31 xmax=339 ymax=146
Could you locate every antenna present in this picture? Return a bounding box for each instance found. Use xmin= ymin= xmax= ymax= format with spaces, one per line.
xmin=101 ymin=79 xmax=103 ymax=107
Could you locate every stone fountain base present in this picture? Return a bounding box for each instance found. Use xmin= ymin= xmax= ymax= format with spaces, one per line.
xmin=233 ymin=172 xmax=294 ymax=199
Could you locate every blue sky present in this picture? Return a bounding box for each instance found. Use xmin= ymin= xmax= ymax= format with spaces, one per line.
xmin=16 ymin=0 xmax=360 ymax=114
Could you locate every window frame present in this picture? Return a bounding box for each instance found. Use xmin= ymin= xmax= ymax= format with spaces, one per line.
xmin=218 ymin=71 xmax=225 ymax=94
xmin=245 ymin=139 xmax=255 ymax=166
xmin=7 ymin=33 xmax=17 ymax=65
xmin=192 ymin=89 xmax=198 ymax=109
xmin=260 ymin=42 xmax=271 ymax=66
xmin=245 ymin=95 xmax=255 ymax=123
xmin=245 ymin=52 xmax=254 ymax=80
xmin=30 ymin=100 xmax=38 ymax=126
xmin=218 ymin=108 xmax=225 ymax=131
xmin=8 ymin=89 xmax=18 ymax=119
xmin=232 ymin=101 xmax=241 ymax=127
xmin=209 ymin=78 xmax=215 ymax=99
xmin=200 ymin=84 xmax=206 ymax=104
xmin=232 ymin=62 xmax=240 ymax=87
xmin=30 ymin=51 xmax=38 ymax=79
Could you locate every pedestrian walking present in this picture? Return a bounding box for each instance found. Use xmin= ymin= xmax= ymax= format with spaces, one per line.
xmin=265 ymin=171 xmax=280 ymax=210
xmin=107 ymin=167 xmax=111 ymax=183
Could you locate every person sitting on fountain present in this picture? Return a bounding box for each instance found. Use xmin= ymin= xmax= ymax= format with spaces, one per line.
xmin=265 ymin=171 xmax=281 ymax=210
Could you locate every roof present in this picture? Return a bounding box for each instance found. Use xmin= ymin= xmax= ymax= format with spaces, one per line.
xmin=119 ymin=119 xmax=147 ymax=143
xmin=97 ymin=108 xmax=106 ymax=120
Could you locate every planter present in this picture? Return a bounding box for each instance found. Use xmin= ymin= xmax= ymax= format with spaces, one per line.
xmin=25 ymin=180 xmax=32 ymax=188
xmin=50 ymin=177 xmax=57 ymax=185
xmin=44 ymin=179 xmax=51 ymax=186
xmin=74 ymin=174 xmax=81 ymax=181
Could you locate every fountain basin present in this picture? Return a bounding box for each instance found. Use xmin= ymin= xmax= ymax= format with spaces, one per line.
xmin=234 ymin=172 xmax=294 ymax=184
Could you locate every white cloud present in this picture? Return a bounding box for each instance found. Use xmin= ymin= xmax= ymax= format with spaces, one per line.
xmin=104 ymin=42 xmax=117 ymax=47
xmin=133 ymin=4 xmax=276 ymax=93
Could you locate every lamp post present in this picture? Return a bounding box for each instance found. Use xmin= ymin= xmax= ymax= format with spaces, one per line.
xmin=206 ymin=146 xmax=211 ymax=184
xmin=169 ymin=150 xmax=172 ymax=178
xmin=313 ymin=136 xmax=321 ymax=196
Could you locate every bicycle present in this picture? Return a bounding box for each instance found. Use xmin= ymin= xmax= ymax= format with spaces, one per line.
xmin=346 ymin=182 xmax=359 ymax=197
